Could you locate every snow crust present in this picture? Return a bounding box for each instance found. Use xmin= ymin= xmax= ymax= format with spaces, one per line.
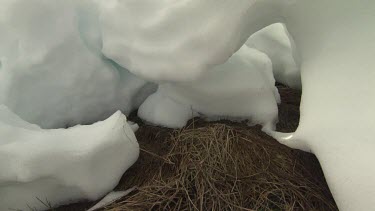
xmin=0 ymin=105 xmax=139 ymax=211
xmin=139 ymin=46 xmax=279 ymax=128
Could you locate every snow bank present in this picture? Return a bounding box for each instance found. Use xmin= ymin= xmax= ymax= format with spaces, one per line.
xmin=0 ymin=0 xmax=155 ymax=129
xmin=0 ymin=105 xmax=139 ymax=211
xmin=139 ymin=46 xmax=279 ymax=128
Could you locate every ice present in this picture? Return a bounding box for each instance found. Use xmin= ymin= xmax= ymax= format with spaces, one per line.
xmin=102 ymin=1 xmax=375 ymax=210
xmin=0 ymin=0 xmax=155 ymax=129
xmin=0 ymin=105 xmax=139 ymax=211
xmin=139 ymin=46 xmax=279 ymax=128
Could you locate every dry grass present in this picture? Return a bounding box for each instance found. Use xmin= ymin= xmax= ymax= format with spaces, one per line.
xmin=54 ymin=85 xmax=338 ymax=211
xmin=103 ymin=120 xmax=337 ymax=211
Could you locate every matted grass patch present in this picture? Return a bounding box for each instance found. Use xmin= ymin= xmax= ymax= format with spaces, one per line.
xmin=104 ymin=121 xmax=337 ymax=211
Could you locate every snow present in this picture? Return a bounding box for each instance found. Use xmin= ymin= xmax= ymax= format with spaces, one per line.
xmin=98 ymin=0 xmax=285 ymax=82
xmin=87 ymin=187 xmax=136 ymax=211
xmin=127 ymin=121 xmax=140 ymax=132
xmin=1 ymin=0 xmax=375 ymax=211
xmin=97 ymin=1 xmax=375 ymax=210
xmin=246 ymin=23 xmax=301 ymax=89
xmin=0 ymin=0 xmax=155 ymax=129
xmin=0 ymin=106 xmax=139 ymax=211
xmin=139 ymin=46 xmax=279 ymax=128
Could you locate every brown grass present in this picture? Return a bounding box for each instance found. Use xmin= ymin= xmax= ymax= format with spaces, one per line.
xmin=103 ymin=120 xmax=337 ymax=211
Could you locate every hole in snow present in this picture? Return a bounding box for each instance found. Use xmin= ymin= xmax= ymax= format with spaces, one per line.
xmin=275 ymin=82 xmax=301 ymax=133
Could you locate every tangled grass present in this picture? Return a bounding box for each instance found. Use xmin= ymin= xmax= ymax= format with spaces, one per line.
xmin=104 ymin=120 xmax=337 ymax=211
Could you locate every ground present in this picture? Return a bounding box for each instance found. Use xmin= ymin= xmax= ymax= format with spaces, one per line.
xmin=53 ymin=85 xmax=338 ymax=211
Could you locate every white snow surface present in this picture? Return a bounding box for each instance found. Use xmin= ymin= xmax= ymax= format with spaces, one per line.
xmin=0 ymin=105 xmax=139 ymax=211
xmin=0 ymin=0 xmax=155 ymax=129
xmin=139 ymin=46 xmax=279 ymax=128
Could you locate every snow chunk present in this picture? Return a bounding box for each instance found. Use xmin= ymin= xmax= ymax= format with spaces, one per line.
xmin=139 ymin=46 xmax=279 ymax=128
xmin=0 ymin=106 xmax=139 ymax=211
xmin=127 ymin=121 xmax=140 ymax=132
xmin=87 ymin=187 xmax=135 ymax=211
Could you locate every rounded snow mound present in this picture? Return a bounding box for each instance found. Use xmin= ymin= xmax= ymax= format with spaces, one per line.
xmin=0 ymin=106 xmax=139 ymax=211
